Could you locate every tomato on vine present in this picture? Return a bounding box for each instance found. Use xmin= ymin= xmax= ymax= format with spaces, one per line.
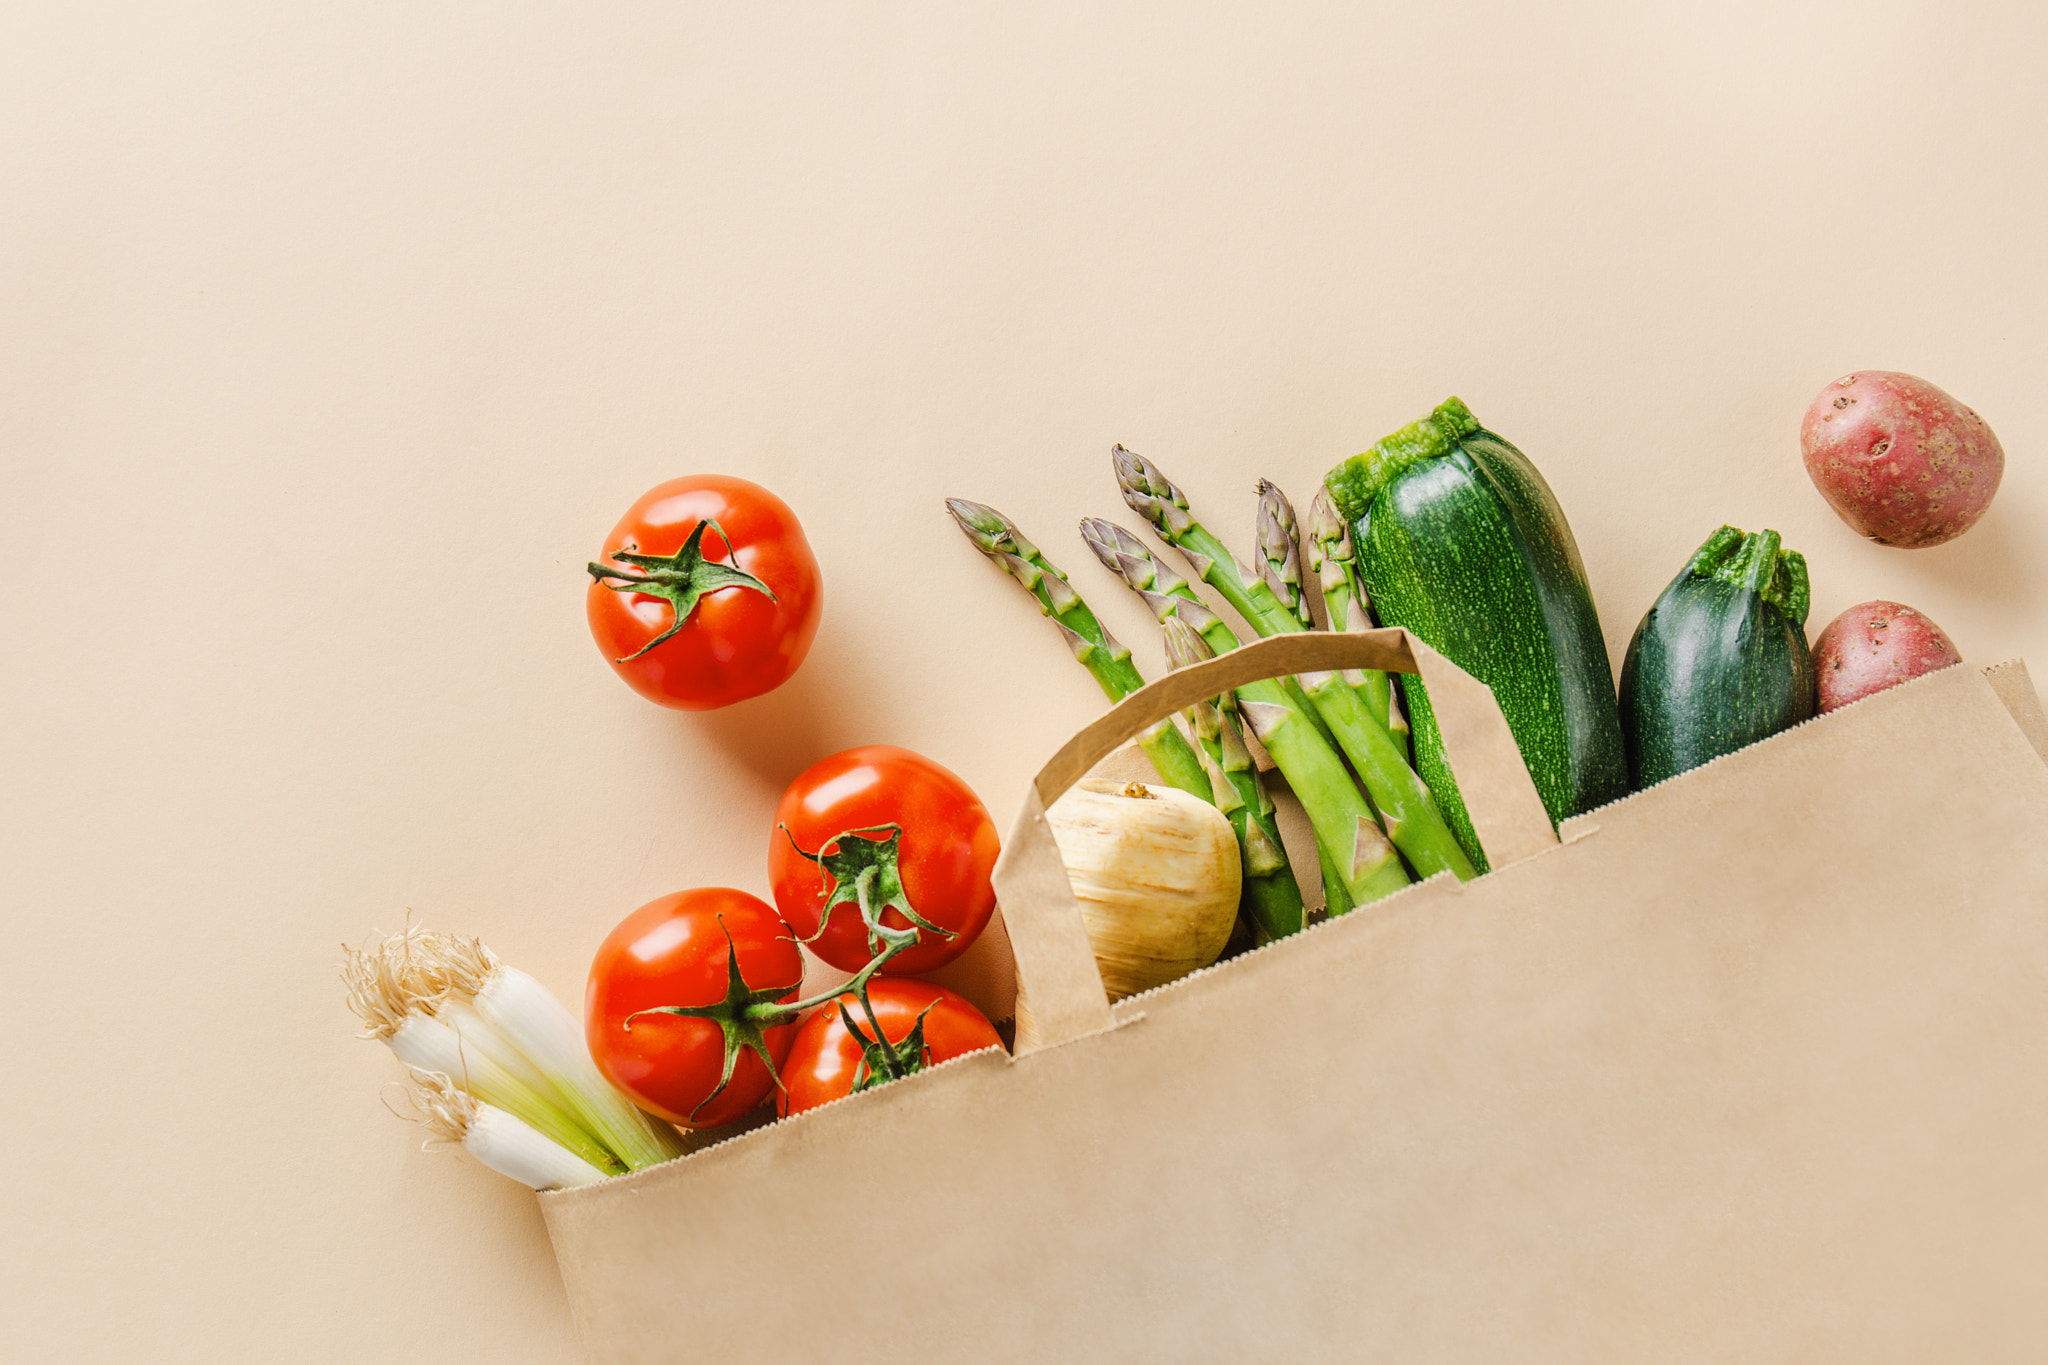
xmin=586 ymin=883 xmax=932 ymax=1129
xmin=584 ymin=887 xmax=806 ymax=1129
xmin=769 ymin=745 xmax=1000 ymax=976
xmin=777 ymin=979 xmax=1003 ymax=1118
xmin=586 ymin=474 xmax=823 ymax=710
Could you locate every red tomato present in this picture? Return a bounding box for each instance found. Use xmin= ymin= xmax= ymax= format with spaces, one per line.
xmin=777 ymin=979 xmax=1004 ymax=1118
xmin=586 ymin=475 xmax=823 ymax=710
xmin=769 ymin=745 xmax=1000 ymax=976
xmin=585 ymin=887 xmax=804 ymax=1128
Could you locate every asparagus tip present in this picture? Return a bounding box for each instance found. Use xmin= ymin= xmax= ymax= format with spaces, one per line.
xmin=944 ymin=497 xmax=1006 ymax=538
xmin=1307 ymin=485 xmax=1344 ymax=545
xmin=1254 ymin=480 xmax=1309 ymax=623
xmin=1078 ymin=516 xmax=1144 ymax=566
xmin=1160 ymin=614 xmax=1215 ymax=668
xmin=1257 ymin=480 xmax=1298 ymax=539
xmin=947 ymin=498 xmax=1044 ymax=564
xmin=1112 ymin=444 xmax=1169 ymax=501
xmin=1078 ymin=516 xmax=1185 ymax=600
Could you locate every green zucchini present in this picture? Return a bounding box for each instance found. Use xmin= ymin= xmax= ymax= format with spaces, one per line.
xmin=1619 ymin=525 xmax=1815 ymax=789
xmin=1323 ymin=398 xmax=1627 ymax=868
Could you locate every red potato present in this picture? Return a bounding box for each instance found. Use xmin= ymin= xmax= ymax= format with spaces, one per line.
xmin=1800 ymin=371 xmax=2003 ymax=548
xmin=1812 ymin=599 xmax=1960 ymax=712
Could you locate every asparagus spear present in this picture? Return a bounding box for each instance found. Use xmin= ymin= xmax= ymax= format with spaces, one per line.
xmin=949 ymin=497 xmax=1307 ymax=934
xmin=1114 ymin=451 xmax=1476 ymax=883
xmin=1159 ymin=616 xmax=1305 ymax=941
xmin=947 ymin=499 xmax=1213 ymax=802
xmin=1305 ymin=487 xmax=1407 ymax=750
xmin=1114 ymin=447 xmax=1305 ymax=639
xmin=1257 ymin=478 xmax=1382 ymax=745
xmin=1079 ymin=516 xmax=1404 ymax=912
xmin=1080 ymin=516 xmax=1358 ymax=915
xmin=1251 ymin=482 xmax=1473 ymax=880
xmin=1254 ymin=480 xmax=1315 ymax=630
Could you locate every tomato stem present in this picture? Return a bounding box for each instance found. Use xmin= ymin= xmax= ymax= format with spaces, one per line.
xmin=841 ymin=999 xmax=942 ymax=1093
xmin=777 ymin=822 xmax=957 ymax=958
xmin=586 ymin=518 xmax=777 ymax=663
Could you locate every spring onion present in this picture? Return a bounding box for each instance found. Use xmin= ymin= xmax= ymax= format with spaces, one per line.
xmin=407 ymin=931 xmax=685 ymax=1170
xmin=344 ymin=931 xmax=627 ymax=1175
xmin=396 ymin=1067 xmax=610 ymax=1190
xmin=344 ymin=924 xmax=684 ymax=1174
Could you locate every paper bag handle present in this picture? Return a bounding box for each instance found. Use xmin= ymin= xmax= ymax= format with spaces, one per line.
xmin=993 ymin=628 xmax=1554 ymax=1054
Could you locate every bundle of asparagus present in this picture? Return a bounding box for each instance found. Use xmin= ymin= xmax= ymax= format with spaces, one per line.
xmin=948 ymin=447 xmax=1474 ymax=952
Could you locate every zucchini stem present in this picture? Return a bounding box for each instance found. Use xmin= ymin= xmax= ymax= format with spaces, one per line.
xmin=1689 ymin=524 xmax=1812 ymax=626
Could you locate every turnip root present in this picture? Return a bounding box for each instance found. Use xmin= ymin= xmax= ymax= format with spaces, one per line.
xmin=1800 ymin=371 xmax=2003 ymax=548
xmin=1812 ymin=599 xmax=1960 ymax=711
xmin=1045 ymin=779 xmax=1240 ymax=1001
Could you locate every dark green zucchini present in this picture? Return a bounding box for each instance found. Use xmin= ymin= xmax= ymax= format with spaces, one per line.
xmin=1323 ymin=398 xmax=1627 ymax=869
xmin=1619 ymin=525 xmax=1815 ymax=789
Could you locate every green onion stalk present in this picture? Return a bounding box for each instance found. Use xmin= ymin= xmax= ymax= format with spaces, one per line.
xmin=397 ymin=1066 xmax=611 ymax=1191
xmin=356 ymin=994 xmax=627 ymax=1175
xmin=1158 ymin=614 xmax=1304 ymax=941
xmin=1305 ymin=486 xmax=1407 ymax=754
xmin=946 ymin=499 xmax=1211 ymax=803
xmin=947 ymin=497 xmax=1308 ymax=936
xmin=345 ymin=926 xmax=685 ymax=1174
xmin=1078 ymin=516 xmax=1403 ymax=914
xmin=1114 ymin=450 xmax=1474 ymax=885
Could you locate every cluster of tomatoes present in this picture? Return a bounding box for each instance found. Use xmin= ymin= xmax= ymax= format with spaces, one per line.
xmin=580 ymin=477 xmax=1006 ymax=1128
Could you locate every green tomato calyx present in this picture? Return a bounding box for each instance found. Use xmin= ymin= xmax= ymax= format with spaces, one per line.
xmin=778 ymin=823 xmax=957 ymax=958
xmin=587 ymin=518 xmax=777 ymax=662
xmin=841 ymin=998 xmax=942 ymax=1095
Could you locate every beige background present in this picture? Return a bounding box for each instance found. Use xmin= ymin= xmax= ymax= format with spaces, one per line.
xmin=4 ymin=2 xmax=2043 ymax=1359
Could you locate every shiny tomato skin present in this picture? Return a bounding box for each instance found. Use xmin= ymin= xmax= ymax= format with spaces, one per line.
xmin=777 ymin=979 xmax=1004 ymax=1118
xmin=585 ymin=887 xmax=803 ymax=1129
xmin=587 ymin=475 xmax=823 ymax=711
xmin=770 ymin=745 xmax=1000 ymax=976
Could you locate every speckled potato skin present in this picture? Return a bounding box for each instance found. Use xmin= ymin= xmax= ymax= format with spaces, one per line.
xmin=1800 ymin=371 xmax=2003 ymax=548
xmin=1813 ymin=599 xmax=1960 ymax=711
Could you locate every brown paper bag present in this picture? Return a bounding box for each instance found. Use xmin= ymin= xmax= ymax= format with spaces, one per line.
xmin=541 ymin=631 xmax=2048 ymax=1364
